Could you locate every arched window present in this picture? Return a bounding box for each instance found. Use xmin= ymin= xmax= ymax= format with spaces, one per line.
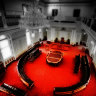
xmin=22 ymin=4 xmax=28 ymax=15
xmin=0 ymin=35 xmax=12 ymax=60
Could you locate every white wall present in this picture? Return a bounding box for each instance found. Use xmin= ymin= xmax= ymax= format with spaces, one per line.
xmin=31 ymin=29 xmax=39 ymax=45
xmin=11 ymin=29 xmax=27 ymax=58
xmin=47 ymin=28 xmax=59 ymax=41
xmin=0 ymin=52 xmax=3 ymax=62
xmin=4 ymin=0 xmax=23 ymax=15
xmin=4 ymin=0 xmax=47 ymax=16
xmin=39 ymin=29 xmax=44 ymax=40
xmin=87 ymin=35 xmax=96 ymax=68
xmin=47 ymin=3 xmax=93 ymax=20
xmin=58 ymin=31 xmax=68 ymax=41
xmin=47 ymin=29 xmax=51 ymax=41
xmin=50 ymin=28 xmax=57 ymax=41
xmin=0 ymin=27 xmax=44 ymax=59
xmin=81 ymin=21 xmax=96 ymax=69
xmin=47 ymin=27 xmax=82 ymax=44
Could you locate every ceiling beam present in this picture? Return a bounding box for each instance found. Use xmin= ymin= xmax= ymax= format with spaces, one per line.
xmin=40 ymin=0 xmax=94 ymax=4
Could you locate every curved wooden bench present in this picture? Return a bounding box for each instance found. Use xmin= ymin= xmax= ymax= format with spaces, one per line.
xmin=54 ymin=55 xmax=90 ymax=95
xmin=17 ymin=62 xmax=34 ymax=88
xmin=46 ymin=51 xmax=63 ymax=65
xmin=0 ymin=83 xmax=27 ymax=96
xmin=17 ymin=44 xmax=41 ymax=88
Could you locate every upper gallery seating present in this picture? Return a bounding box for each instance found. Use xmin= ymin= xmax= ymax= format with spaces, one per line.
xmin=91 ymin=19 xmax=96 ymax=32
xmin=0 ymin=83 xmax=26 ymax=96
xmin=60 ymin=21 xmax=75 ymax=23
xmin=87 ymin=19 xmax=91 ymax=27
xmin=5 ymin=15 xmax=20 ymax=26
xmin=17 ymin=43 xmax=41 ymax=88
xmin=54 ymin=55 xmax=90 ymax=96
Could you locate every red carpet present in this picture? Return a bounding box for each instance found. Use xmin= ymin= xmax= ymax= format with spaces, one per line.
xmin=0 ymin=43 xmax=96 ymax=96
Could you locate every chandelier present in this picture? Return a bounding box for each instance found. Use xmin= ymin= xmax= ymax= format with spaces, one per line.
xmin=19 ymin=0 xmax=49 ymax=29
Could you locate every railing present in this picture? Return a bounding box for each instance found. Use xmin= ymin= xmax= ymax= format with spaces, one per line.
xmin=0 ymin=17 xmax=3 ymax=28
xmin=0 ymin=15 xmax=20 ymax=29
xmin=47 ymin=16 xmax=77 ymax=22
xmin=81 ymin=17 xmax=96 ymax=32
xmin=0 ymin=15 xmax=96 ymax=34
xmin=17 ymin=42 xmax=41 ymax=88
xmin=6 ymin=15 xmax=20 ymax=26
xmin=80 ymin=17 xmax=96 ymax=42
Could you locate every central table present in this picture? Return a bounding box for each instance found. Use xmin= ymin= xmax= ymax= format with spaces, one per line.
xmin=46 ymin=51 xmax=63 ymax=65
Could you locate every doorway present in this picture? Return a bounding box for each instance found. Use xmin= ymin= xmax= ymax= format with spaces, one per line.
xmin=73 ymin=9 xmax=80 ymax=17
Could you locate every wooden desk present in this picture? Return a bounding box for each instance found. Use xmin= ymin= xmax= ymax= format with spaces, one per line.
xmin=46 ymin=51 xmax=63 ymax=65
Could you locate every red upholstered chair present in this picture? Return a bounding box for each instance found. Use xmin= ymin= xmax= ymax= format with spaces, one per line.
xmin=45 ymin=44 xmax=49 ymax=51
xmin=60 ymin=37 xmax=65 ymax=44
xmin=54 ymin=38 xmax=59 ymax=43
xmin=47 ymin=41 xmax=51 ymax=44
xmin=66 ymin=39 xmax=70 ymax=44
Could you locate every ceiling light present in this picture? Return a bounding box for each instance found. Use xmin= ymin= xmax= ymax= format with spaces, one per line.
xmin=19 ymin=0 xmax=49 ymax=29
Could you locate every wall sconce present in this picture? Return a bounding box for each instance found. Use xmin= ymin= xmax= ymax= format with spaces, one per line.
xmin=32 ymin=32 xmax=35 ymax=38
